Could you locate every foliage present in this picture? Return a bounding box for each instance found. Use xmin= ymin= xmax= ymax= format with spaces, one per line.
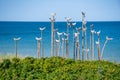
xmin=0 ymin=57 xmax=120 ymax=80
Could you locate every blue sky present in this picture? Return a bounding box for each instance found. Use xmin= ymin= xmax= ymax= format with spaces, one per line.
xmin=0 ymin=0 xmax=120 ymax=21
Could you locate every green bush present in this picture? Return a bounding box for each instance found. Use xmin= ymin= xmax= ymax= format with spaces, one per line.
xmin=0 ymin=57 xmax=120 ymax=80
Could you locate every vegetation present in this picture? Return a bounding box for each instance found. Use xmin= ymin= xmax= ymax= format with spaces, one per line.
xmin=0 ymin=57 xmax=120 ymax=80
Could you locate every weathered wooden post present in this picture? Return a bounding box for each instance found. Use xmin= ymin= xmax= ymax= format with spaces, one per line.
xmin=101 ymin=36 xmax=113 ymax=59
xmin=40 ymin=27 xmax=46 ymax=57
xmin=62 ymin=37 xmax=65 ymax=58
xmin=71 ymin=22 xmax=76 ymax=60
xmin=90 ymin=24 xmax=94 ymax=60
xmin=91 ymin=29 xmax=96 ymax=60
xmin=57 ymin=32 xmax=62 ymax=56
xmin=74 ymin=32 xmax=80 ymax=60
xmin=64 ymin=32 xmax=69 ymax=58
xmin=53 ymin=28 xmax=58 ymax=56
xmin=82 ymin=27 xmax=87 ymax=60
xmin=49 ymin=13 xmax=56 ymax=57
xmin=96 ymin=31 xmax=101 ymax=60
xmin=14 ymin=37 xmax=21 ymax=58
xmin=65 ymin=17 xmax=72 ymax=58
xmin=36 ymin=37 xmax=42 ymax=58
xmin=55 ymin=39 xmax=60 ymax=56
xmin=86 ymin=36 xmax=89 ymax=60
xmin=81 ymin=12 xmax=86 ymax=61
xmin=76 ymin=27 xmax=81 ymax=60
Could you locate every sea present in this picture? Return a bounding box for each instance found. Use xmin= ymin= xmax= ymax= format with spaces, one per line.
xmin=0 ymin=21 xmax=120 ymax=62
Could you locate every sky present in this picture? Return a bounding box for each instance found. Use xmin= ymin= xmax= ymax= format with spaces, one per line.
xmin=0 ymin=0 xmax=120 ymax=21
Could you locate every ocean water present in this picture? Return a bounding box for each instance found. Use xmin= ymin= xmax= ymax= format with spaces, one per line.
xmin=0 ymin=21 xmax=120 ymax=62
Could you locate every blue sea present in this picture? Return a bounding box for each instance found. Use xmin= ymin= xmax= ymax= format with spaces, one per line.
xmin=0 ymin=21 xmax=120 ymax=62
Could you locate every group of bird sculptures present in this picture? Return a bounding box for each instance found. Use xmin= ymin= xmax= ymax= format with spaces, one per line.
xmin=13 ymin=12 xmax=113 ymax=61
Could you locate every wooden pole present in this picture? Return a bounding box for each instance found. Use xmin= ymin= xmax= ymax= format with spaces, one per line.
xmin=50 ymin=13 xmax=56 ymax=57
xmin=64 ymin=32 xmax=68 ymax=58
xmin=55 ymin=39 xmax=59 ymax=56
xmin=101 ymin=40 xmax=107 ymax=60
xmin=98 ymin=31 xmax=101 ymax=60
xmin=73 ymin=28 xmax=75 ymax=60
xmin=57 ymin=32 xmax=62 ymax=56
xmin=36 ymin=37 xmax=42 ymax=59
xmin=101 ymin=36 xmax=113 ymax=59
xmin=15 ymin=40 xmax=17 ymax=58
xmin=37 ymin=40 xmax=40 ymax=58
xmin=77 ymin=43 xmax=80 ymax=60
xmin=76 ymin=27 xmax=81 ymax=60
xmin=84 ymin=27 xmax=88 ymax=60
xmin=66 ymin=23 xmax=69 ymax=59
xmin=90 ymin=24 xmax=94 ymax=60
xmin=40 ymin=27 xmax=45 ymax=58
xmin=62 ymin=38 xmax=65 ymax=58
xmin=65 ymin=17 xmax=71 ymax=58
xmin=82 ymin=27 xmax=86 ymax=60
xmin=96 ymin=41 xmax=100 ymax=60
xmin=53 ymin=29 xmax=55 ymax=56
xmin=82 ymin=12 xmax=85 ymax=61
xmin=86 ymin=38 xmax=89 ymax=60
xmin=14 ymin=37 xmax=21 ymax=58
xmin=92 ymin=32 xmax=95 ymax=60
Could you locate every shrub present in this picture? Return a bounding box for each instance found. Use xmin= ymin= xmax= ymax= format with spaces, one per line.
xmin=0 ymin=57 xmax=120 ymax=79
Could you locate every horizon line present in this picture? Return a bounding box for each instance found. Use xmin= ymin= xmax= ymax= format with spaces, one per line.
xmin=0 ymin=20 xmax=120 ymax=22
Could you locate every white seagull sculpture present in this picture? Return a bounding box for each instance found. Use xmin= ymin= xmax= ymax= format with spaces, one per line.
xmin=57 ymin=32 xmax=62 ymax=36
xmin=106 ymin=36 xmax=113 ymax=40
xmin=96 ymin=30 xmax=101 ymax=35
xmin=40 ymin=27 xmax=46 ymax=31
xmin=14 ymin=37 xmax=21 ymax=41
xmin=36 ymin=37 xmax=42 ymax=40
